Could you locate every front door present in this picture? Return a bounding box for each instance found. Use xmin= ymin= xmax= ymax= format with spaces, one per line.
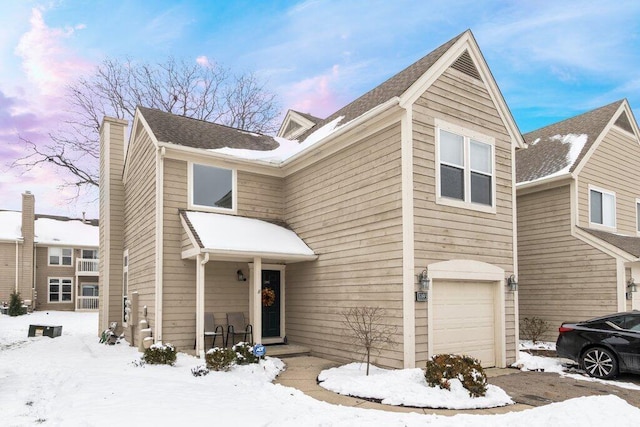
xmin=262 ymin=270 xmax=281 ymax=338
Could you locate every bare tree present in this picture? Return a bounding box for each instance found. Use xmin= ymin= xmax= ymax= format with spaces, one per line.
xmin=13 ymin=57 xmax=280 ymax=194
xmin=342 ymin=306 xmax=397 ymax=375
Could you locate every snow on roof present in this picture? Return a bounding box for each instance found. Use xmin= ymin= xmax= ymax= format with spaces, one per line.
xmin=0 ymin=211 xmax=98 ymax=247
xmin=208 ymin=116 xmax=345 ymax=164
xmin=185 ymin=211 xmax=315 ymax=259
xmin=0 ymin=211 xmax=23 ymax=241
xmin=35 ymin=217 xmax=99 ymax=247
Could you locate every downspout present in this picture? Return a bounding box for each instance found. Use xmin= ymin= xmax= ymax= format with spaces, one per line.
xmin=154 ymin=146 xmax=166 ymax=342
xmin=196 ymin=252 xmax=209 ymax=358
xmin=15 ymin=240 xmax=19 ymax=293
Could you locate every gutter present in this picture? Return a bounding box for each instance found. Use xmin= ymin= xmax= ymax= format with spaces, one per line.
xmin=515 ymin=172 xmax=573 ymax=192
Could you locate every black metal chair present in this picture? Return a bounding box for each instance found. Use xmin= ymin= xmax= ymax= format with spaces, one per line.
xmin=204 ymin=312 xmax=224 ymax=349
xmin=225 ymin=312 xmax=253 ymax=347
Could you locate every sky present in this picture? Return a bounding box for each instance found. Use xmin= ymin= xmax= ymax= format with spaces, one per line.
xmin=1 ymin=0 xmax=640 ymax=217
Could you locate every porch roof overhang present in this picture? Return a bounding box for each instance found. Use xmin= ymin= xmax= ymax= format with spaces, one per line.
xmin=180 ymin=210 xmax=317 ymax=263
xmin=577 ymin=227 xmax=640 ymax=261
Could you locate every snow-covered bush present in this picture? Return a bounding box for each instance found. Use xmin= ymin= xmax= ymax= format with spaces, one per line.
xmin=191 ymin=364 xmax=209 ymax=377
xmin=142 ymin=343 xmax=177 ymax=366
xmin=205 ymin=347 xmax=236 ymax=371
xmin=425 ymin=354 xmax=487 ymax=397
xmin=233 ymin=342 xmax=258 ymax=365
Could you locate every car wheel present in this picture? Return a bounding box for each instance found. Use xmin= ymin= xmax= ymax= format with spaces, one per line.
xmin=581 ymin=347 xmax=618 ymax=379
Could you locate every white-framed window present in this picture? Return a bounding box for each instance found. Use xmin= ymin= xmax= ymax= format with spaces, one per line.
xmin=81 ymin=249 xmax=98 ymax=259
xmin=188 ymin=162 xmax=236 ymax=212
xmin=49 ymin=247 xmax=73 ymax=266
xmin=81 ymin=284 xmax=99 ymax=297
xmin=436 ymin=120 xmax=495 ymax=212
xmin=589 ymin=186 xmax=616 ymax=229
xmin=123 ymin=249 xmax=129 ymax=325
xmin=48 ymin=277 xmax=72 ymax=302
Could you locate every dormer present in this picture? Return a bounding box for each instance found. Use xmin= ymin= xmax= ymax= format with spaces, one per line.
xmin=277 ymin=110 xmax=321 ymax=140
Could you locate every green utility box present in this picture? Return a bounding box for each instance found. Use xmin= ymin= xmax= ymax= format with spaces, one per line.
xmin=28 ymin=325 xmax=63 ymax=338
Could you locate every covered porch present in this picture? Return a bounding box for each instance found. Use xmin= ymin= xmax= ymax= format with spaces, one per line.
xmin=180 ymin=211 xmax=317 ymax=357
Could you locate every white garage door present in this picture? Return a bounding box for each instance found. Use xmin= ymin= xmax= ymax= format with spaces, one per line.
xmin=432 ymin=280 xmax=496 ymax=367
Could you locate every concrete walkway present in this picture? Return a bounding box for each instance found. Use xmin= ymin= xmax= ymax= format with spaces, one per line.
xmin=274 ymin=355 xmax=535 ymax=416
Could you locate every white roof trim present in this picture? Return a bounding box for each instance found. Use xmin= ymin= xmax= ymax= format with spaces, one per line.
xmin=182 ymin=211 xmax=317 ymax=262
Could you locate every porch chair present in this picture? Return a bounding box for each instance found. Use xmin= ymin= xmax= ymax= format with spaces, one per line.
xmin=204 ymin=312 xmax=224 ymax=349
xmin=225 ymin=312 xmax=253 ymax=347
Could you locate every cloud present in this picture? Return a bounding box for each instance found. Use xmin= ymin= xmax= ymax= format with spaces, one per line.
xmin=14 ymin=7 xmax=92 ymax=97
xmin=281 ymin=65 xmax=344 ymax=118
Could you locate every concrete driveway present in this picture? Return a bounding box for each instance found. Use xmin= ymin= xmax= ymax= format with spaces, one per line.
xmin=275 ymin=356 xmax=640 ymax=415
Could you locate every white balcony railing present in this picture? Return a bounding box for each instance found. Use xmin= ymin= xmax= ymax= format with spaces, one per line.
xmin=76 ymin=296 xmax=99 ymax=311
xmin=76 ymin=258 xmax=99 ymax=275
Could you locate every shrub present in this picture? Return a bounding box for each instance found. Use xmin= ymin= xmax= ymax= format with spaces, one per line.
xmin=425 ymin=354 xmax=488 ymax=397
xmin=520 ymin=317 xmax=550 ymax=344
xmin=205 ymin=347 xmax=236 ymax=371
xmin=191 ymin=365 xmax=209 ymax=377
xmin=142 ymin=343 xmax=177 ymax=366
xmin=8 ymin=291 xmax=25 ymax=317
xmin=233 ymin=342 xmax=258 ymax=365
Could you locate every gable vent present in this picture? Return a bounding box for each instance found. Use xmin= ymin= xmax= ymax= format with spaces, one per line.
xmin=450 ymin=50 xmax=482 ymax=81
xmin=614 ymin=112 xmax=633 ymax=133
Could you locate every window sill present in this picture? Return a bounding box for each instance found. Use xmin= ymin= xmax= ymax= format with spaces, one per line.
xmin=588 ymin=222 xmax=616 ymax=233
xmin=188 ymin=203 xmax=236 ymax=215
xmin=435 ymin=196 xmax=496 ymax=214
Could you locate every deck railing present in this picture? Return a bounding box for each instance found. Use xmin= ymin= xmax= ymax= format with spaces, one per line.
xmin=76 ymin=296 xmax=99 ymax=311
xmin=76 ymin=258 xmax=99 ymax=275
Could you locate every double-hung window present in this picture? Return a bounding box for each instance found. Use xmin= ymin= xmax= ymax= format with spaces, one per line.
xmin=437 ymin=121 xmax=495 ymax=211
xmin=589 ymin=187 xmax=615 ymax=229
xmin=190 ymin=163 xmax=235 ymax=212
xmin=49 ymin=247 xmax=72 ymax=266
xmin=49 ymin=278 xmax=72 ymax=302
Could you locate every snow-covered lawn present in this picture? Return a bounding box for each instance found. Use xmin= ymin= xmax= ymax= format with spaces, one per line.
xmin=2 ymin=311 xmax=640 ymax=426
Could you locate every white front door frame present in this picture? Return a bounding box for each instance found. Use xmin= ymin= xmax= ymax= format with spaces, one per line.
xmin=249 ymin=262 xmax=286 ymax=344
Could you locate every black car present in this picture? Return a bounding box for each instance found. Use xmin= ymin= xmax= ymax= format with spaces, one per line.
xmin=556 ymin=311 xmax=640 ymax=379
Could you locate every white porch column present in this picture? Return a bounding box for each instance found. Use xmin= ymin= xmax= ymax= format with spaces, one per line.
xmin=196 ymin=253 xmax=209 ymax=358
xmin=251 ymin=257 xmax=262 ymax=344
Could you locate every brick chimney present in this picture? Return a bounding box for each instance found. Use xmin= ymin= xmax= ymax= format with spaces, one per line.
xmin=20 ymin=191 xmax=35 ymax=303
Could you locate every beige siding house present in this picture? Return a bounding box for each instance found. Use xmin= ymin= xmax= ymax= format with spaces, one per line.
xmin=100 ymin=30 xmax=524 ymax=369
xmin=517 ymin=100 xmax=640 ymax=340
xmin=0 ymin=192 xmax=100 ymax=311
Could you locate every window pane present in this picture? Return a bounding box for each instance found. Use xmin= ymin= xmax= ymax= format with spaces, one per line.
xmin=50 ymin=293 xmax=59 ymax=301
xmin=590 ymin=190 xmax=602 ymax=224
xmin=471 ymin=172 xmax=492 ymax=205
xmin=193 ymin=164 xmax=233 ymax=209
xmin=440 ymin=130 xmax=464 ymax=166
xmin=441 ymin=164 xmax=464 ymax=200
xmin=602 ymin=192 xmax=615 ymax=227
xmin=50 ymin=284 xmax=59 ymax=292
xmin=470 ymin=140 xmax=491 ymax=174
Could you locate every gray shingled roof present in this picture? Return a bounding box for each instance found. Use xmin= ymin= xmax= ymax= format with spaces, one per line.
xmin=579 ymin=227 xmax=640 ymax=258
xmin=138 ymin=106 xmax=279 ymax=151
xmin=296 ymin=31 xmax=466 ymax=141
xmin=516 ymin=100 xmax=623 ymax=183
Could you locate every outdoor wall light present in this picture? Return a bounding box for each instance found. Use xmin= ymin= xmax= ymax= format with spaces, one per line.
xmin=626 ymin=278 xmax=637 ymax=300
xmin=417 ymin=269 xmax=430 ymax=291
xmin=507 ymin=274 xmax=518 ymax=292
xmin=236 ymin=269 xmax=247 ymax=282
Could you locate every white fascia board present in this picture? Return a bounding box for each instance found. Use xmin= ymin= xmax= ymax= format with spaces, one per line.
xmin=515 ymin=173 xmax=574 ymax=194
xmin=203 ymin=248 xmax=318 ymax=263
xmin=123 ymin=110 xmax=158 ymax=184
xmin=572 ymin=227 xmax=638 ymax=262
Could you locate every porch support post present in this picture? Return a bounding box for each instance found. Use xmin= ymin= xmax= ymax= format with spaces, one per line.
xmin=251 ymin=257 xmax=262 ymax=344
xmin=196 ymin=252 xmax=209 ymax=358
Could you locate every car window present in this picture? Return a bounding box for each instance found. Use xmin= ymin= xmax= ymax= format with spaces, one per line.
xmin=607 ymin=316 xmax=626 ymax=328
xmin=623 ymin=315 xmax=640 ymax=332
xmin=585 ymin=321 xmax=616 ymax=330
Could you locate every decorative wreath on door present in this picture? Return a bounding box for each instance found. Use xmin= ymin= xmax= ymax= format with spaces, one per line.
xmin=262 ymin=287 xmax=276 ymax=307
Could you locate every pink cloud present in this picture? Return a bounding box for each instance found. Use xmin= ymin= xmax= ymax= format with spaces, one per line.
xmin=283 ymin=64 xmax=344 ymax=118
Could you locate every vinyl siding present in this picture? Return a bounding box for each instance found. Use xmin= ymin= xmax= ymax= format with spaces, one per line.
xmin=0 ymin=242 xmax=20 ymax=302
xmin=577 ymin=127 xmax=640 ymax=235
xmin=517 ymin=185 xmax=617 ymax=341
xmin=284 ymin=123 xmax=405 ymax=368
xmin=237 ymin=171 xmax=283 ymax=221
xmin=413 ymin=67 xmax=517 ymax=364
xmin=123 ymin=129 xmax=157 ymax=340
xmin=35 ymin=246 xmax=75 ymax=311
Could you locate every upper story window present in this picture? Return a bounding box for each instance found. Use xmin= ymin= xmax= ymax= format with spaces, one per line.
xmin=589 ymin=187 xmax=615 ymax=229
xmin=49 ymin=247 xmax=72 ymax=266
xmin=190 ymin=163 xmax=235 ymax=212
xmin=436 ymin=120 xmax=495 ymax=212
xmin=81 ymin=249 xmax=98 ymax=259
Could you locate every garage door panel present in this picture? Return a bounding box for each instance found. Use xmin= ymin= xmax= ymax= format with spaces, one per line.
xmin=432 ymin=280 xmax=496 ymax=367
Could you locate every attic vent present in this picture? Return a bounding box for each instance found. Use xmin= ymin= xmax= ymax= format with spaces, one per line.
xmin=450 ymin=50 xmax=482 ymax=81
xmin=284 ymin=121 xmax=301 ymax=137
xmin=614 ymin=112 xmax=633 ymax=133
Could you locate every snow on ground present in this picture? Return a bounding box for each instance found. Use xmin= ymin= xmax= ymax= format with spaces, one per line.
xmin=318 ymin=363 xmax=513 ymax=409
xmin=2 ymin=312 xmax=640 ymax=426
xmin=519 ymin=340 xmax=556 ymax=351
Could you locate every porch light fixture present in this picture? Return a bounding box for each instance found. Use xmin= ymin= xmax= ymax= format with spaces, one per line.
xmin=236 ymin=269 xmax=247 ymax=282
xmin=507 ymin=274 xmax=518 ymax=292
xmin=417 ymin=269 xmax=430 ymax=291
xmin=626 ymin=278 xmax=637 ymax=300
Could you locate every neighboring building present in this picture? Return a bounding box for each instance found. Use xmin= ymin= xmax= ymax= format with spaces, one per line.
xmin=516 ymin=100 xmax=640 ymax=340
xmin=100 ymin=30 xmax=524 ymax=369
xmin=0 ymin=192 xmax=100 ymax=311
